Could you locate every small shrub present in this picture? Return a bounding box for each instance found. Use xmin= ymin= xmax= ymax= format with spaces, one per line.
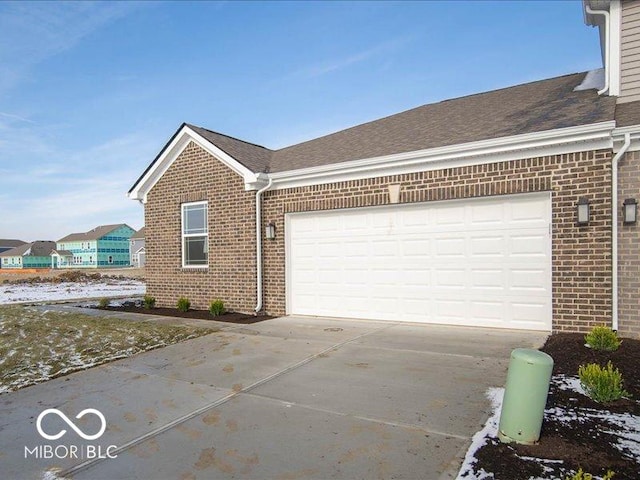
xmin=565 ymin=468 xmax=615 ymax=480
xmin=585 ymin=326 xmax=621 ymax=352
xmin=98 ymin=298 xmax=110 ymax=309
xmin=578 ymin=361 xmax=629 ymax=403
xmin=209 ymin=299 xmax=225 ymax=317
xmin=143 ymin=295 xmax=156 ymax=309
xmin=176 ymin=297 xmax=190 ymax=312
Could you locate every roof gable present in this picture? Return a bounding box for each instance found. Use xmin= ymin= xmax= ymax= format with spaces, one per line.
xmin=128 ymin=124 xmax=268 ymax=202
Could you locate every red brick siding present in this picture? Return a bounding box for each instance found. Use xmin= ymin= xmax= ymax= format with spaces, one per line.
xmin=262 ymin=150 xmax=613 ymax=332
xmin=618 ymin=150 xmax=640 ymax=338
xmin=145 ymin=142 xmax=257 ymax=312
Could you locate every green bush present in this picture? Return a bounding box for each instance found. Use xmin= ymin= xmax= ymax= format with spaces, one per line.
xmin=578 ymin=361 xmax=629 ymax=403
xmin=98 ymin=298 xmax=110 ymax=309
xmin=584 ymin=326 xmax=621 ymax=351
xmin=565 ymin=468 xmax=615 ymax=480
xmin=143 ymin=295 xmax=156 ymax=309
xmin=209 ymin=299 xmax=225 ymax=317
xmin=176 ymin=297 xmax=190 ymax=312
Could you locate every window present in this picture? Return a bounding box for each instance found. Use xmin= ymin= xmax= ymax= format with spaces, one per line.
xmin=182 ymin=201 xmax=208 ymax=267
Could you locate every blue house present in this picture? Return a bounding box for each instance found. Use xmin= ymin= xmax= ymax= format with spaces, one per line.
xmin=52 ymin=224 xmax=136 ymax=268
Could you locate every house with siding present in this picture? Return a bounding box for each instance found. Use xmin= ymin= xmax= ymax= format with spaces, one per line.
xmin=130 ymin=227 xmax=146 ymax=267
xmin=0 ymin=241 xmax=55 ymax=269
xmin=128 ymin=0 xmax=640 ymax=335
xmin=52 ymin=224 xmax=136 ymax=268
xmin=0 ymin=240 xmax=27 ymax=268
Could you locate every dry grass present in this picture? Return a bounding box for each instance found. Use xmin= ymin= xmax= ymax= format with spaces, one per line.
xmin=0 ymin=305 xmax=216 ymax=393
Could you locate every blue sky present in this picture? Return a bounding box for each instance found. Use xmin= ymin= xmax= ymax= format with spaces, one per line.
xmin=1 ymin=0 xmax=601 ymax=242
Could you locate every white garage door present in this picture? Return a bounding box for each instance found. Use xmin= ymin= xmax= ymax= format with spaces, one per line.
xmin=286 ymin=193 xmax=552 ymax=330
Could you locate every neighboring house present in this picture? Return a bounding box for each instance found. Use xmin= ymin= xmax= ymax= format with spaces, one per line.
xmin=0 ymin=241 xmax=55 ymax=269
xmin=128 ymin=0 xmax=640 ymax=335
xmin=130 ymin=227 xmax=146 ymax=267
xmin=0 ymin=240 xmax=27 ymax=268
xmin=0 ymin=239 xmax=27 ymax=254
xmin=52 ymin=224 xmax=136 ymax=268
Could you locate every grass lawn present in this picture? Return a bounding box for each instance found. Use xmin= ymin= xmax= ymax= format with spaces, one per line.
xmin=0 ymin=305 xmax=217 ymax=394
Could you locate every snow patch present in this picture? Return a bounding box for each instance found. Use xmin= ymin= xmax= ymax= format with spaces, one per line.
xmin=552 ymin=374 xmax=587 ymax=397
xmin=0 ymin=280 xmax=145 ymax=304
xmin=455 ymin=387 xmax=503 ymax=479
xmin=573 ymin=68 xmax=605 ymax=91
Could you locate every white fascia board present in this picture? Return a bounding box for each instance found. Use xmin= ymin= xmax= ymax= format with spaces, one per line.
xmin=269 ymin=122 xmax=616 ymax=190
xmin=128 ymin=125 xmax=259 ymax=202
xmin=613 ymin=125 xmax=640 ymax=151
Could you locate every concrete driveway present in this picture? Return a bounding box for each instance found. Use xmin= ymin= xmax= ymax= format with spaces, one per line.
xmin=0 ymin=315 xmax=546 ymax=479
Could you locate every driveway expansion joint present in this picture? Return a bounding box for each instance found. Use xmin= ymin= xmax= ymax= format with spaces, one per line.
xmin=56 ymin=322 xmax=395 ymax=478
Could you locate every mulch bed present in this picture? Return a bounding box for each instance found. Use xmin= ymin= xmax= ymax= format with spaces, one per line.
xmin=470 ymin=333 xmax=640 ymax=480
xmin=96 ymin=305 xmax=273 ymax=325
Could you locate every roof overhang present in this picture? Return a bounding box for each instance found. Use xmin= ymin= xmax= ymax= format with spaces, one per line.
xmin=583 ymin=0 xmax=611 ymax=26
xmin=613 ymin=125 xmax=640 ymax=152
xmin=128 ymin=124 xmax=267 ymax=203
xmin=268 ymin=121 xmax=617 ymax=190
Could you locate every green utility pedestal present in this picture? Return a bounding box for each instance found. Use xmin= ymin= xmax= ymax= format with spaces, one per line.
xmin=498 ymin=348 xmax=553 ymax=445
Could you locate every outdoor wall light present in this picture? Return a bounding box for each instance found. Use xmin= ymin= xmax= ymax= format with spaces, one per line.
xmin=623 ymin=198 xmax=638 ymax=225
xmin=576 ymin=197 xmax=590 ymax=226
xmin=265 ymin=222 xmax=276 ymax=240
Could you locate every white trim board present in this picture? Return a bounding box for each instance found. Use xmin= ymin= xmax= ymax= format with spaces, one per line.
xmin=269 ymin=122 xmax=616 ymax=190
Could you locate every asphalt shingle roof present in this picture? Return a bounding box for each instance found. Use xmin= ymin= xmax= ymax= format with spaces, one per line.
xmin=131 ymin=227 xmax=145 ymax=240
xmin=184 ymin=71 xmax=617 ymax=174
xmin=615 ymin=100 xmax=640 ymax=128
xmin=58 ymin=224 xmax=130 ymax=243
xmin=0 ymin=239 xmax=27 ymax=249
xmin=0 ymin=241 xmax=55 ymax=257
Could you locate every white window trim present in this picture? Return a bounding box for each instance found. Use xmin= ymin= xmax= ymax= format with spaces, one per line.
xmin=181 ymin=200 xmax=209 ymax=269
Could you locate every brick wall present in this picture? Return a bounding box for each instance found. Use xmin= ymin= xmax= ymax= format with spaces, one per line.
xmin=618 ymin=150 xmax=640 ymax=338
xmin=262 ymin=150 xmax=613 ymax=333
xmin=145 ymin=142 xmax=257 ymax=312
xmin=145 ymin=143 xmax=619 ymax=333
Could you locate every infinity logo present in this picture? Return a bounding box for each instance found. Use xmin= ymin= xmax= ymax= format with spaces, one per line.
xmin=36 ymin=408 xmax=106 ymax=441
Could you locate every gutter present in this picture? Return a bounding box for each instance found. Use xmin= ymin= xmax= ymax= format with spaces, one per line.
xmin=611 ymin=132 xmax=631 ymax=331
xmin=254 ymin=177 xmax=273 ymax=313
xmin=585 ymin=5 xmax=610 ymax=95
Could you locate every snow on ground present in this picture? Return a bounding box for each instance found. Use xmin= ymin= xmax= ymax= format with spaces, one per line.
xmin=456 ymin=376 xmax=640 ymax=480
xmin=0 ymin=280 xmax=145 ymax=304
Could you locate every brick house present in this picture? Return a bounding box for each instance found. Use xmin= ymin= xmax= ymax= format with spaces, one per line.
xmin=129 ymin=0 xmax=640 ymax=335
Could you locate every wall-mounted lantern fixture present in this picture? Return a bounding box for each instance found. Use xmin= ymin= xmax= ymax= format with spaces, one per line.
xmin=623 ymin=198 xmax=638 ymax=225
xmin=576 ymin=197 xmax=590 ymax=226
xmin=265 ymin=222 xmax=276 ymax=240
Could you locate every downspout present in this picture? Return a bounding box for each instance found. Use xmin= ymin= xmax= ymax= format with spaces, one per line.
xmin=254 ymin=177 xmax=273 ymax=313
xmin=611 ymin=133 xmax=631 ymax=331
xmin=586 ymin=5 xmax=610 ymax=95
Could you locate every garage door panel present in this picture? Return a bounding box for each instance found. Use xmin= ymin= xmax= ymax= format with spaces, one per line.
xmin=510 ymin=232 xmax=548 ymax=257
xmin=287 ymin=193 xmax=551 ymax=330
xmin=435 ymin=237 xmax=466 ymax=257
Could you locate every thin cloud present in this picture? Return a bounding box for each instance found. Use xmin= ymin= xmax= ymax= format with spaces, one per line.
xmin=0 ymin=2 xmax=143 ymax=94
xmin=294 ymin=35 xmax=416 ymax=80
xmin=0 ymin=111 xmax=35 ymax=124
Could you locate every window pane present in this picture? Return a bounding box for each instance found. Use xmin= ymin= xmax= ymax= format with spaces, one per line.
xmin=184 ymin=236 xmax=208 ymax=266
xmin=183 ymin=204 xmax=207 ymax=234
